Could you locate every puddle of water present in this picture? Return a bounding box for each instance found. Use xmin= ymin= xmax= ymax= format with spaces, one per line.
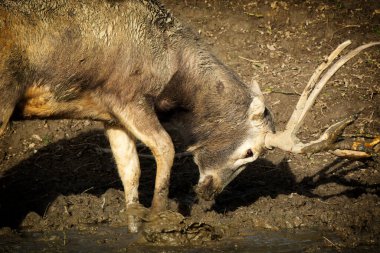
xmin=0 ymin=227 xmax=377 ymax=253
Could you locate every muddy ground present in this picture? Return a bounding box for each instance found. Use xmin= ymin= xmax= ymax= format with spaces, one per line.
xmin=0 ymin=0 xmax=379 ymax=251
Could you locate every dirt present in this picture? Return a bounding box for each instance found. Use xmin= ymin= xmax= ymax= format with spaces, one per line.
xmin=0 ymin=0 xmax=380 ymax=251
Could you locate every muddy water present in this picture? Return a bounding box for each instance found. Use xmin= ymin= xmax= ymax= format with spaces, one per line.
xmin=1 ymin=227 xmax=377 ymax=253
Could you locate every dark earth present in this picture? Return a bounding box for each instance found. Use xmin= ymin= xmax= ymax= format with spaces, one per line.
xmin=0 ymin=0 xmax=379 ymax=252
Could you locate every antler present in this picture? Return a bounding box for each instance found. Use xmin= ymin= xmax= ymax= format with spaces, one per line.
xmin=264 ymin=40 xmax=380 ymax=156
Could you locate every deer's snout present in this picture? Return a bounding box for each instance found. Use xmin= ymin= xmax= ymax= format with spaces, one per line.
xmin=195 ymin=175 xmax=221 ymax=201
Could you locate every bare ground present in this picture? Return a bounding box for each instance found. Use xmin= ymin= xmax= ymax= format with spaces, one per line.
xmin=0 ymin=0 xmax=379 ymax=251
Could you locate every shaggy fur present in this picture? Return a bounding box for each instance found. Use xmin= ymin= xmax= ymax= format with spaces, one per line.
xmin=0 ymin=0 xmax=273 ymax=217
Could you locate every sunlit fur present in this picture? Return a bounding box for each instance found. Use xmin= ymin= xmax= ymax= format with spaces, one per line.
xmin=1 ymin=0 xmax=274 ymax=207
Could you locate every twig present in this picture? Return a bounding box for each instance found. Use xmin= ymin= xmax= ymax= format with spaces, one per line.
xmin=264 ymin=90 xmax=301 ymax=96
xmin=330 ymin=25 xmax=362 ymax=41
xmin=239 ymin=56 xmax=267 ymax=68
xmin=81 ymin=186 xmax=94 ymax=194
xmin=262 ymin=167 xmax=281 ymax=174
xmin=69 ymin=142 xmax=103 ymax=149
xmin=173 ymin=152 xmax=192 ymax=159
xmin=331 ymin=149 xmax=372 ymax=159
xmin=244 ymin=12 xmax=264 ymax=18
xmin=238 ymin=56 xmax=266 ymax=64
xmin=139 ymin=152 xmax=192 ymax=160
xmin=43 ymin=201 xmax=52 ymax=219
xmin=138 ymin=154 xmax=156 ymax=160
xmin=63 ymin=231 xmax=67 ymax=246
xmin=101 ymin=197 xmax=106 ymax=209
xmin=323 ymin=236 xmax=341 ymax=251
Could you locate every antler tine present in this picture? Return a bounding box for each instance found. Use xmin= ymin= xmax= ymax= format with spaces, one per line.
xmin=265 ymin=41 xmax=380 ymax=155
xmin=285 ymin=40 xmax=352 ymax=135
xmin=287 ymin=41 xmax=380 ymax=136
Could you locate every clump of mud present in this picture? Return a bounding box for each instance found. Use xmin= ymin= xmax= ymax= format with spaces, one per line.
xmin=140 ymin=211 xmax=223 ymax=245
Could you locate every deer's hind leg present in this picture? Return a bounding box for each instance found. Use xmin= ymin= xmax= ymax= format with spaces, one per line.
xmin=0 ymin=42 xmax=27 ymax=135
xmin=0 ymin=75 xmax=25 ymax=136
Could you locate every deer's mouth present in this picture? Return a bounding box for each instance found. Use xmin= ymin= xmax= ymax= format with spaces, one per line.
xmin=195 ymin=164 xmax=247 ymax=201
xmin=194 ymin=175 xmax=221 ymax=201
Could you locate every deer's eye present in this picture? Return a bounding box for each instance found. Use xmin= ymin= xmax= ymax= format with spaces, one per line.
xmin=245 ymin=149 xmax=253 ymax=158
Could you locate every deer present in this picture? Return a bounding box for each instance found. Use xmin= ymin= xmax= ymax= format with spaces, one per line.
xmin=0 ymin=0 xmax=378 ymax=232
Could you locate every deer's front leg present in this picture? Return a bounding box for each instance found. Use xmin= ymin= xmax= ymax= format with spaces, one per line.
xmin=105 ymin=124 xmax=144 ymax=232
xmin=107 ymin=98 xmax=175 ymax=214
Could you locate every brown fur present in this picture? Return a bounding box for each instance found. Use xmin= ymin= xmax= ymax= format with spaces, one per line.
xmin=18 ymin=85 xmax=112 ymax=120
xmin=0 ymin=0 xmax=274 ymax=222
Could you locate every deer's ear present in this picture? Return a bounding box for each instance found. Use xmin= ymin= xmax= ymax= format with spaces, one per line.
xmin=249 ymin=96 xmax=265 ymax=120
xmin=249 ymin=79 xmax=264 ymax=100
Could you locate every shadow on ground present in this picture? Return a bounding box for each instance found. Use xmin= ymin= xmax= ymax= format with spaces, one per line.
xmin=0 ymin=130 xmax=378 ymax=228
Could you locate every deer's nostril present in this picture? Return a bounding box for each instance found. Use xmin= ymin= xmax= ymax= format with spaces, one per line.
xmin=195 ymin=175 xmax=216 ymax=200
xmin=245 ymin=149 xmax=253 ymax=158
